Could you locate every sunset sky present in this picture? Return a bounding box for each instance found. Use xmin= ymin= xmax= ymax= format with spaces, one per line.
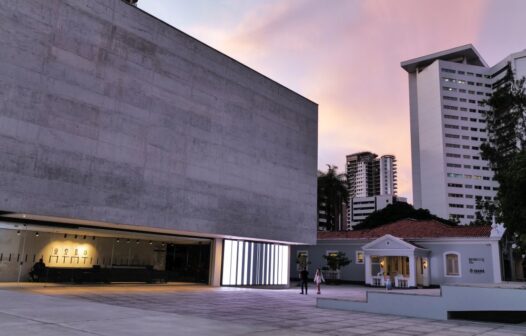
xmin=139 ymin=0 xmax=526 ymax=203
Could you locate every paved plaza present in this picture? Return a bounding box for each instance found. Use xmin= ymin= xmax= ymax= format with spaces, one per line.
xmin=0 ymin=283 xmax=525 ymax=336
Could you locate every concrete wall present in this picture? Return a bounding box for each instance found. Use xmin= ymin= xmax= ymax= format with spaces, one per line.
xmin=291 ymin=242 xmax=366 ymax=282
xmin=423 ymin=241 xmax=495 ymax=285
xmin=0 ymin=0 xmax=318 ymax=244
xmin=415 ymin=61 xmax=448 ymax=219
xmin=318 ymin=284 xmax=526 ymax=320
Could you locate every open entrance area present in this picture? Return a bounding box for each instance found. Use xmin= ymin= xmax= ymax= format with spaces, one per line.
xmin=0 ymin=221 xmax=212 ymax=284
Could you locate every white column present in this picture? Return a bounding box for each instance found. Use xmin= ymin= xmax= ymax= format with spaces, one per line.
xmin=209 ymin=238 xmax=223 ymax=287
xmin=365 ymin=254 xmax=372 ymax=285
xmin=490 ymin=241 xmax=502 ymax=283
xmin=408 ymin=255 xmax=416 ymax=287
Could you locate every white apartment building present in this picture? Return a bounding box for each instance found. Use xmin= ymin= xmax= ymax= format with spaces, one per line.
xmin=346 ymin=152 xmax=399 ymax=229
xmin=401 ymin=45 xmax=526 ymax=224
xmin=379 ymin=155 xmax=397 ymax=196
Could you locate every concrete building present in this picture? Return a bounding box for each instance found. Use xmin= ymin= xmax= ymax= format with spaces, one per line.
xmin=348 ymin=195 xmax=407 ymax=228
xmin=292 ymin=219 xmax=505 ymax=287
xmin=379 ymin=155 xmax=397 ymax=196
xmin=0 ymin=0 xmax=317 ymax=285
xmin=401 ymin=45 xmax=526 ymax=224
xmin=346 ymin=152 xmax=379 ymax=198
xmin=346 ymin=152 xmax=399 ymax=229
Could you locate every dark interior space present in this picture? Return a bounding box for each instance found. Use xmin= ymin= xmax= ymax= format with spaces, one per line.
xmin=165 ymin=243 xmax=210 ymax=283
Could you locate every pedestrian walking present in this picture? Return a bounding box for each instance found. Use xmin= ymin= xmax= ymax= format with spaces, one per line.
xmin=300 ymin=268 xmax=309 ymax=294
xmin=314 ymin=268 xmax=325 ymax=294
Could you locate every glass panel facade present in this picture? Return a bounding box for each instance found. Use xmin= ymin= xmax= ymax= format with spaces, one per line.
xmin=221 ymin=239 xmax=289 ymax=286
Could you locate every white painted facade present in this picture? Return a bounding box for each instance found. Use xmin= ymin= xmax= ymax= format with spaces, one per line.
xmin=379 ymin=155 xmax=397 ymax=196
xmin=402 ymin=45 xmax=526 ymax=224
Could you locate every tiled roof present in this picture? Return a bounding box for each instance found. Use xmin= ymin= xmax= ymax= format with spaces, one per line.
xmin=318 ymin=219 xmax=492 ymax=240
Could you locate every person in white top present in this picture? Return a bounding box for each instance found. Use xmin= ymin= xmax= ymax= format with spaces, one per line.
xmin=314 ymin=268 xmax=325 ymax=294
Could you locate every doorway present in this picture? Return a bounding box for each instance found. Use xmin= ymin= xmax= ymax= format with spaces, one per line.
xmin=165 ymin=243 xmax=210 ymax=283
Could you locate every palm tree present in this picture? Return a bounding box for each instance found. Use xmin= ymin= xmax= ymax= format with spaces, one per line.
xmin=318 ymin=165 xmax=349 ymax=231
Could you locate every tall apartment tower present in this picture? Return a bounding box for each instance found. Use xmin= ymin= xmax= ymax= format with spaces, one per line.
xmin=346 ymin=152 xmax=398 ymax=229
xmin=401 ymin=45 xmax=526 ymax=224
xmin=346 ymin=152 xmax=379 ymax=198
xmin=379 ymin=155 xmax=397 ymax=196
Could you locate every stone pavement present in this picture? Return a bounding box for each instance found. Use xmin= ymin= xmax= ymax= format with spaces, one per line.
xmin=0 ymin=283 xmax=525 ymax=336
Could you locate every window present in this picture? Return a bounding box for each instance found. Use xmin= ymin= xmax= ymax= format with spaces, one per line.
xmin=444 ymin=252 xmax=461 ymax=277
xmin=356 ymin=251 xmax=364 ymax=264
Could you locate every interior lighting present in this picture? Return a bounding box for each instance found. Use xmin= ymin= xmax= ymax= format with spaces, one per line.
xmin=116 ymin=238 xmax=120 ymax=243
xmin=423 ymin=260 xmax=428 ymax=269
xmin=35 ymin=232 xmax=39 ymax=237
xmin=149 ymin=241 xmax=152 ymax=245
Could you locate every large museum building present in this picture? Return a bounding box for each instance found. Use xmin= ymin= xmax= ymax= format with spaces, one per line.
xmin=0 ymin=0 xmax=318 ymax=285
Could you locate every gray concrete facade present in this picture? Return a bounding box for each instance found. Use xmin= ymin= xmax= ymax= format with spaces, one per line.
xmin=0 ymin=0 xmax=318 ymax=244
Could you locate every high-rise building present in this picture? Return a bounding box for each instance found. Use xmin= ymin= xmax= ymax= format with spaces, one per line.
xmin=379 ymin=155 xmax=397 ymax=196
xmin=346 ymin=152 xmax=399 ymax=229
xmin=346 ymin=152 xmax=378 ymax=198
xmin=401 ymin=45 xmax=526 ymax=224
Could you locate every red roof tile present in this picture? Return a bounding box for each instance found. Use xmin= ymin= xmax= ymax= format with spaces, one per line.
xmin=318 ymin=219 xmax=492 ymax=240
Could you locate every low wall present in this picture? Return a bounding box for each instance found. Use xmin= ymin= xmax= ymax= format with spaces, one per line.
xmin=317 ymin=283 xmax=526 ymax=320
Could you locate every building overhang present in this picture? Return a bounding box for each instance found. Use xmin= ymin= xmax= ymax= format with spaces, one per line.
xmin=401 ymin=44 xmax=488 ymax=73
xmin=0 ymin=212 xmax=299 ymax=245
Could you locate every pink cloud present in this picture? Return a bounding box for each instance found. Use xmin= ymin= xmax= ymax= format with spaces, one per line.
xmin=142 ymin=0 xmax=526 ymax=204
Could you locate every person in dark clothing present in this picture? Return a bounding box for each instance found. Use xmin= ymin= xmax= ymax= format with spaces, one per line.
xmin=300 ymin=268 xmax=309 ymax=294
xmin=29 ymin=258 xmax=46 ymax=282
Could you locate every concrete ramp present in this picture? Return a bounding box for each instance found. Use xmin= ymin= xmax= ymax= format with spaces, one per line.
xmin=317 ymin=283 xmax=526 ymax=321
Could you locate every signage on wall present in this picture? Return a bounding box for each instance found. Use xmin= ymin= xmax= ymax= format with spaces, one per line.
xmin=468 ymin=257 xmax=485 ymax=274
xmin=48 ymin=245 xmax=92 ymax=267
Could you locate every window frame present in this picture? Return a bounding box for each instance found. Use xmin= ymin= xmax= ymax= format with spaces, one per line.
xmin=355 ymin=250 xmax=365 ymax=264
xmin=443 ymin=251 xmax=461 ymax=277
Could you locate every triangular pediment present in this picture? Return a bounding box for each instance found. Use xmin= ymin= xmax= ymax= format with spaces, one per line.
xmin=362 ymin=234 xmax=416 ymax=251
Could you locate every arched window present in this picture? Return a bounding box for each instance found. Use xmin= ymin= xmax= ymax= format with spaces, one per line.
xmin=444 ymin=252 xmax=461 ymax=277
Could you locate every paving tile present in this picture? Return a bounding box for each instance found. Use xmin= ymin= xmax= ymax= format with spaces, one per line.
xmin=0 ymin=284 xmax=524 ymax=336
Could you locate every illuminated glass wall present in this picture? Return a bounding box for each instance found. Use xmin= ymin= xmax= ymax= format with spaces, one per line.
xmin=221 ymin=240 xmax=289 ymax=286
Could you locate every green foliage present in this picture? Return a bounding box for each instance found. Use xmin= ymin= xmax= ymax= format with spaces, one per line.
xmin=296 ymin=254 xmax=310 ymax=270
xmin=353 ymin=202 xmax=457 ymax=230
xmin=318 ymin=165 xmax=349 ymax=231
xmin=322 ymin=252 xmax=351 ymax=271
xmin=480 ymin=69 xmax=526 ymax=243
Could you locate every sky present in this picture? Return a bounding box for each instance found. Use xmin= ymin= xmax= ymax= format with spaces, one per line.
xmin=138 ymin=0 xmax=526 ymax=203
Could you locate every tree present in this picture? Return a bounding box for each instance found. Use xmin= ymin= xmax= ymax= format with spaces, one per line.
xmin=323 ymin=252 xmax=351 ymax=271
xmin=481 ymin=69 xmax=526 ymax=247
xmin=317 ymin=165 xmax=349 ymax=231
xmin=353 ymin=202 xmax=457 ymax=230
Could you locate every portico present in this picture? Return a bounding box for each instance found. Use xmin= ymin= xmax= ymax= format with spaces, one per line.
xmin=362 ymin=235 xmax=430 ymax=288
